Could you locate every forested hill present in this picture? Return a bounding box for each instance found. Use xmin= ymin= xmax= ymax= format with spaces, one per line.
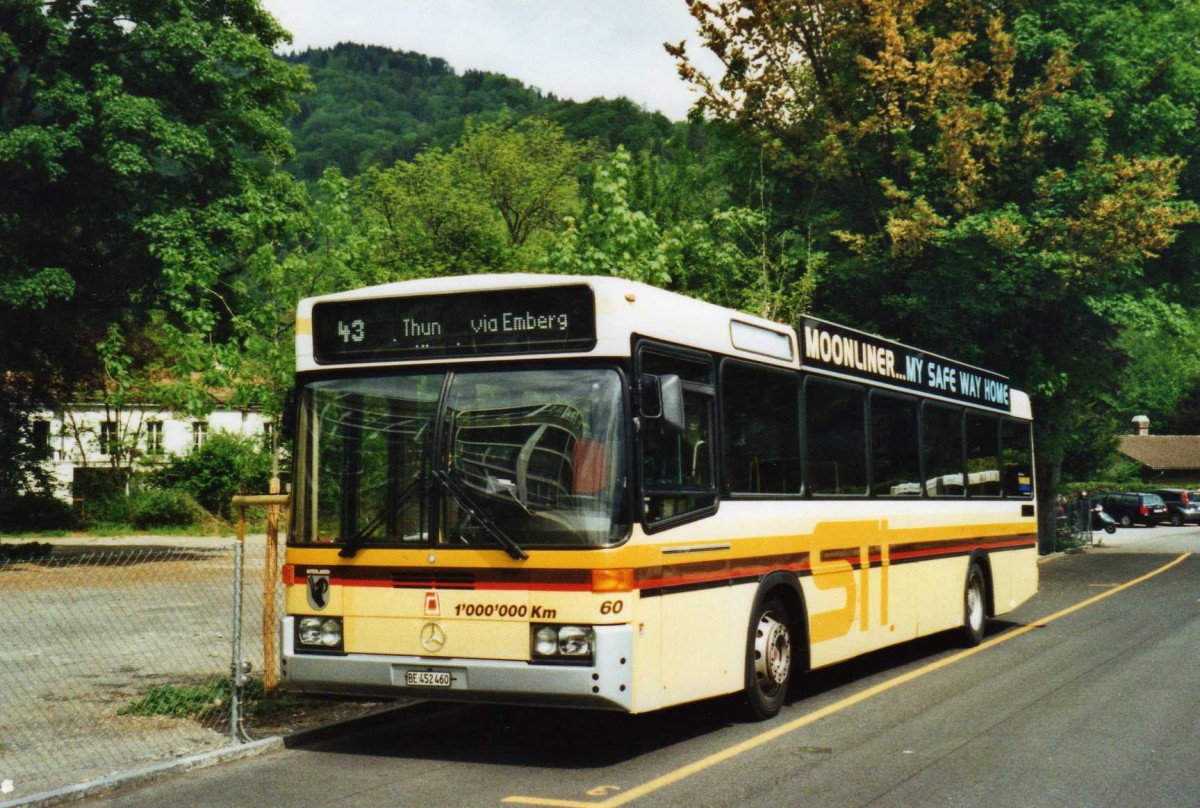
xmin=282 ymin=42 xmax=678 ymax=181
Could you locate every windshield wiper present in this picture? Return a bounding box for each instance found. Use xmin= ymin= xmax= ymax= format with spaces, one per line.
xmin=338 ymin=474 xmax=421 ymax=558
xmin=433 ymin=468 xmax=528 ymax=561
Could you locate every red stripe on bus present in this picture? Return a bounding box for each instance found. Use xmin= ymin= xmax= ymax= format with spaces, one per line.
xmin=303 ymin=534 xmax=1036 ymax=592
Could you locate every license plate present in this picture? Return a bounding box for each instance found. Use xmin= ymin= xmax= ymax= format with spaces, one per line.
xmin=405 ymin=670 xmax=452 ymax=688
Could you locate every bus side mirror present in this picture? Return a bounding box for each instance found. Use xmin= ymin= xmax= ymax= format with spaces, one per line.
xmin=640 ymin=374 xmax=685 ymax=436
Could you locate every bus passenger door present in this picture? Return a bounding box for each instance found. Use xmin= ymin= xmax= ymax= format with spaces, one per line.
xmin=635 ymin=343 xmax=733 ymax=706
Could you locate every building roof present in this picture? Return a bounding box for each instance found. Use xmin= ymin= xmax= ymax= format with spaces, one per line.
xmin=1118 ymin=435 xmax=1200 ymax=471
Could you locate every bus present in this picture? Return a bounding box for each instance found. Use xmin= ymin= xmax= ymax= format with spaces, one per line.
xmin=281 ymin=274 xmax=1037 ymax=718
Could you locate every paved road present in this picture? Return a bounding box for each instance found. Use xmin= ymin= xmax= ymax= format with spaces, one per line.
xmin=1095 ymin=521 xmax=1200 ymax=553
xmin=86 ymin=546 xmax=1199 ymax=808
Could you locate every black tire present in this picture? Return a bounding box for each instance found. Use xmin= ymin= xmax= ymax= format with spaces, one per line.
xmin=1104 ymin=523 xmax=1116 ymax=535
xmin=743 ymin=597 xmax=793 ymax=720
xmin=1171 ymin=514 xmax=1182 ymax=526
xmin=1119 ymin=514 xmax=1132 ymax=528
xmin=959 ymin=561 xmax=988 ymax=647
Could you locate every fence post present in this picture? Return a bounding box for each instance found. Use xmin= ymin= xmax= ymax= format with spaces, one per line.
xmin=230 ymin=539 xmax=244 ymax=744
xmin=263 ymin=478 xmax=281 ymax=694
xmin=231 ymin=493 xmax=291 ymax=697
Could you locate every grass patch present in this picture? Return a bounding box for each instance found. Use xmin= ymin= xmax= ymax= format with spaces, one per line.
xmin=0 ymin=530 xmax=68 ymax=539
xmin=118 ymin=680 xmax=230 ymax=719
xmin=118 ymin=677 xmax=301 ymax=721
xmin=83 ymin=521 xmax=240 ymax=538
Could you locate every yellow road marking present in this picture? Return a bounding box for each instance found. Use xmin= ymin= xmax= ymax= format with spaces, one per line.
xmin=504 ymin=553 xmax=1191 ymax=808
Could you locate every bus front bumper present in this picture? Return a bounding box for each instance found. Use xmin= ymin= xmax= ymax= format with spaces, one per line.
xmin=281 ymin=617 xmax=635 ymax=712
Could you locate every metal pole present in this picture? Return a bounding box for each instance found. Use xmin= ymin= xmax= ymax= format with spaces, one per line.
xmin=263 ymin=478 xmax=281 ymax=694
xmin=230 ymin=537 xmax=244 ymax=745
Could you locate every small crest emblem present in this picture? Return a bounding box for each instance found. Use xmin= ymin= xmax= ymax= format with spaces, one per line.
xmin=424 ymin=591 xmax=441 ymax=616
xmin=307 ymin=570 xmax=330 ymax=610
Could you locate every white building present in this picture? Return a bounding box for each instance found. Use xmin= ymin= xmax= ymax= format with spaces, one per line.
xmin=31 ymin=402 xmax=269 ymax=500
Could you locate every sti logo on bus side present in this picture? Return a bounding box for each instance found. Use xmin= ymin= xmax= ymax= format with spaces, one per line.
xmin=307 ymin=570 xmax=331 ymax=611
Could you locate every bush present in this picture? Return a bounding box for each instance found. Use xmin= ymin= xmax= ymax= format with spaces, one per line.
xmin=0 ymin=541 xmax=54 ymax=561
xmin=127 ymin=488 xmax=205 ymax=529
xmin=76 ymin=494 xmax=129 ymax=530
xmin=0 ymin=494 xmax=74 ymax=532
xmin=152 ymin=432 xmax=272 ymax=519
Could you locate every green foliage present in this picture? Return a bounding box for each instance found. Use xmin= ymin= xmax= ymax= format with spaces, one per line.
xmin=542 ymin=147 xmax=678 ymax=285
xmin=283 ymin=44 xmax=556 ymax=181
xmin=152 ymin=433 xmax=271 ymax=519
xmin=0 ymin=0 xmax=310 ymax=489
xmin=283 ymin=44 xmax=686 ymax=183
xmin=544 ymin=96 xmax=675 ymax=155
xmin=0 ymin=541 xmax=55 ymax=560
xmin=0 ymin=496 xmax=72 ymax=533
xmin=118 ymin=679 xmax=228 ymax=719
xmin=118 ymin=676 xmax=295 ymax=721
xmin=675 ymin=0 xmax=1200 ymax=501
xmin=1102 ymin=302 xmax=1200 ymax=435
xmin=126 ymin=488 xmax=205 ymax=530
xmin=357 ymin=118 xmax=585 ymax=275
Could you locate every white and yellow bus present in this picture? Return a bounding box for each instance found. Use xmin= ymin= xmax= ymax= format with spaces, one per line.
xmin=282 ymin=274 xmax=1037 ymax=718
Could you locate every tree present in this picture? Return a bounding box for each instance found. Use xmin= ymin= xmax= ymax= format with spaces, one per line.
xmin=541 ymin=146 xmax=679 ymax=285
xmin=0 ymin=0 xmax=310 ymax=494
xmin=282 ymin=43 xmax=557 ymax=181
xmin=673 ymin=0 xmax=1200 ymax=545
xmin=358 ymin=119 xmax=585 ymax=275
xmin=458 ymin=119 xmax=587 ymax=249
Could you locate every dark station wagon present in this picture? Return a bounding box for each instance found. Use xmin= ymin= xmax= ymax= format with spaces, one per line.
xmin=1097 ymin=492 xmax=1169 ymax=527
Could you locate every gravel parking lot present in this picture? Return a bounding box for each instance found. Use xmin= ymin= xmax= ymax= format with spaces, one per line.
xmin=0 ymin=535 xmax=305 ymax=800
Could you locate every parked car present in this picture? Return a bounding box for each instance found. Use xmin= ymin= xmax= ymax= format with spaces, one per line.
xmin=1150 ymin=489 xmax=1200 ymax=526
xmin=1096 ymin=492 xmax=1169 ymax=527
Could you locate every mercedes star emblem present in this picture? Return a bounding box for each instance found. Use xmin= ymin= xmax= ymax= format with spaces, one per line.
xmin=420 ymin=622 xmax=447 ymax=652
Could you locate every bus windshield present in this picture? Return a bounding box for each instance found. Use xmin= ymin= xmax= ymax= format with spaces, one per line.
xmin=293 ymin=368 xmax=628 ymax=550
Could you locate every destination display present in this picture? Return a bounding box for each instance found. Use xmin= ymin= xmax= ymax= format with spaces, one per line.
xmin=800 ymin=317 xmax=1011 ymax=412
xmin=312 ymin=285 xmax=597 ymax=363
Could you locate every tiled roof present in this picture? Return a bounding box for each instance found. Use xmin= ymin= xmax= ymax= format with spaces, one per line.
xmin=1118 ymin=435 xmax=1200 ymax=470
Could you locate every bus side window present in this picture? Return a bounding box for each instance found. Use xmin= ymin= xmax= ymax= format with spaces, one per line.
xmin=805 ymin=377 xmax=867 ymax=495
xmin=923 ymin=403 xmax=965 ymax=497
xmin=639 ymin=348 xmax=717 ymax=526
xmin=870 ymin=392 xmax=921 ymax=496
xmin=1001 ymin=420 xmax=1034 ymax=498
xmin=966 ymin=413 xmax=1001 ymax=496
xmin=721 ymin=361 xmax=800 ymax=495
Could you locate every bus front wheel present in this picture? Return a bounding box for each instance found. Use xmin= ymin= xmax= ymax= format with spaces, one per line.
xmin=743 ymin=597 xmax=792 ymax=720
xmin=960 ymin=561 xmax=988 ymax=647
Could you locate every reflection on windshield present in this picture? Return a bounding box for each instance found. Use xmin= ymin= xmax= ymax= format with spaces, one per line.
xmin=293 ymin=369 xmax=627 ymax=549
xmin=295 ymin=374 xmax=441 ymax=550
xmin=442 ymin=371 xmax=626 ymax=547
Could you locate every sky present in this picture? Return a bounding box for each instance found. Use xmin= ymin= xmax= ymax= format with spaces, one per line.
xmin=258 ymin=0 xmax=722 ymax=121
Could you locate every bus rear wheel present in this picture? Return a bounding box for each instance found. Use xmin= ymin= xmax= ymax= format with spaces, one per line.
xmin=960 ymin=561 xmax=988 ymax=647
xmin=743 ymin=597 xmax=792 ymax=720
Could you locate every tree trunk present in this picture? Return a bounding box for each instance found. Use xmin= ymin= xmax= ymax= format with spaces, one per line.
xmin=1036 ymin=455 xmax=1061 ymax=555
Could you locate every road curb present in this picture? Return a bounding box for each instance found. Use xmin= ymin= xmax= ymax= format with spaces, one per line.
xmin=0 ymin=737 xmax=283 ymax=808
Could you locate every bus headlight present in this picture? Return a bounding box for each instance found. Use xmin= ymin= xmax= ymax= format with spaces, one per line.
xmin=534 ymin=626 xmax=559 ymax=656
xmin=531 ymin=624 xmax=594 ymax=661
xmin=298 ymin=616 xmax=343 ymax=651
xmin=557 ymin=626 xmax=593 ymax=656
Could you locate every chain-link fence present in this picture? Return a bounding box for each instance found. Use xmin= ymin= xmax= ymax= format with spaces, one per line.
xmin=1054 ymin=496 xmax=1098 ymax=551
xmin=0 ymin=535 xmax=284 ymax=802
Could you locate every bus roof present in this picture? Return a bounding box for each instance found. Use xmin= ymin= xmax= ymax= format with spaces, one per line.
xmin=296 ymin=274 xmax=1031 ymax=419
